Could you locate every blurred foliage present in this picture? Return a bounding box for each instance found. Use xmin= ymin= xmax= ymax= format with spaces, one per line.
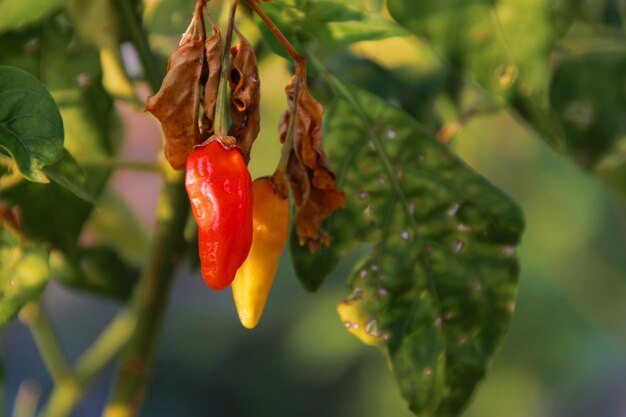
xmin=0 ymin=14 xmax=137 ymax=299
xmin=0 ymin=0 xmax=624 ymax=417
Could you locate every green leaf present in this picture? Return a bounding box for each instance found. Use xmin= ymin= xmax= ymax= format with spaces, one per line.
xmin=0 ymin=222 xmax=49 ymax=328
xmin=292 ymin=72 xmax=524 ymax=416
xmin=0 ymin=0 xmax=63 ymax=32
xmin=550 ymin=49 xmax=626 ymax=195
xmin=43 ymin=148 xmax=93 ymax=202
xmin=255 ymin=0 xmax=406 ymax=60
xmin=50 ymin=246 xmax=139 ymax=301
xmin=0 ymin=65 xmax=64 ymax=182
xmin=387 ymin=0 xmax=566 ymax=149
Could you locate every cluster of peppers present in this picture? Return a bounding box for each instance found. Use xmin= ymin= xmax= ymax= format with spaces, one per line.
xmin=146 ymin=0 xmax=344 ymax=328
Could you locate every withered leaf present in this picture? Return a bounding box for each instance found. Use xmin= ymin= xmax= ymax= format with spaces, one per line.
xmin=201 ymin=23 xmax=222 ymax=138
xmin=145 ymin=33 xmax=205 ymax=170
xmin=228 ymin=30 xmax=260 ymax=164
xmin=280 ymin=74 xmax=346 ymax=251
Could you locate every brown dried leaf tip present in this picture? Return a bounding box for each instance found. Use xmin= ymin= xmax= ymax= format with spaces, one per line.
xmin=228 ymin=30 xmax=260 ymax=165
xmin=145 ymin=4 xmax=223 ymax=170
xmin=145 ymin=31 xmax=204 ymax=170
xmin=280 ymin=72 xmax=346 ymax=252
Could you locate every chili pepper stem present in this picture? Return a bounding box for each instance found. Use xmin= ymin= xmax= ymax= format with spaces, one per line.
xmin=214 ymin=0 xmax=238 ymax=137
xmin=272 ymin=74 xmax=302 ymax=197
xmin=197 ymin=0 xmax=207 ymax=40
xmin=242 ymin=0 xmax=306 ymax=74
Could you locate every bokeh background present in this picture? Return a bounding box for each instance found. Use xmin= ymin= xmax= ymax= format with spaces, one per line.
xmin=3 ymin=1 xmax=626 ymax=416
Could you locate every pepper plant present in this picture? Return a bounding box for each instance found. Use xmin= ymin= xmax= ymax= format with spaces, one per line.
xmin=0 ymin=0 xmax=624 ymax=416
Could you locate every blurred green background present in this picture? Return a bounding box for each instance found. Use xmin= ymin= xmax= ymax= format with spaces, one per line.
xmin=3 ymin=4 xmax=626 ymax=417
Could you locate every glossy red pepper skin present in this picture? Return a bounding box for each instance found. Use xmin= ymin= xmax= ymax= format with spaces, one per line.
xmin=185 ymin=138 xmax=253 ymax=290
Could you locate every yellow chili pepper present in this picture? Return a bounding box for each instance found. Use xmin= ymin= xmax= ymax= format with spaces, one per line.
xmin=232 ymin=177 xmax=289 ymax=329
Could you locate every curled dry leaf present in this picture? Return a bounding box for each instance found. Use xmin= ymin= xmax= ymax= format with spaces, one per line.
xmin=201 ymin=22 xmax=222 ymax=138
xmin=145 ymin=32 xmax=205 ymax=170
xmin=280 ymin=74 xmax=346 ymax=251
xmin=228 ymin=30 xmax=261 ymax=164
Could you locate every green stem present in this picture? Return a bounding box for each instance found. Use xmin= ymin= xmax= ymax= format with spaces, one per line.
xmin=271 ymin=75 xmax=301 ymax=197
xmin=214 ymin=0 xmax=238 ymax=137
xmin=39 ymin=383 xmax=81 ymax=417
xmin=114 ymin=0 xmax=164 ymax=92
xmin=38 ymin=310 xmax=136 ymax=417
xmin=75 ymin=311 xmax=137 ymax=383
xmin=103 ymin=167 xmax=189 ymax=417
xmin=242 ymin=0 xmax=305 ymax=68
xmin=13 ymin=381 xmax=41 ymax=417
xmin=19 ymin=302 xmax=73 ymax=385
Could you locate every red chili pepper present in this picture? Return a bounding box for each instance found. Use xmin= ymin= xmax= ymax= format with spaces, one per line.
xmin=185 ymin=138 xmax=253 ymax=290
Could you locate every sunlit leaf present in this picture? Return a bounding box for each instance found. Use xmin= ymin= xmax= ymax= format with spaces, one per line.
xmin=0 ymin=222 xmax=49 ymax=328
xmin=0 ymin=65 xmax=64 ymax=182
xmin=291 ymin=77 xmax=524 ymax=416
xmin=0 ymin=0 xmax=63 ymax=32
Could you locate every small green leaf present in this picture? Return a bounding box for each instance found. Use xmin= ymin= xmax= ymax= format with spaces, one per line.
xmin=0 ymin=0 xmax=63 ymax=32
xmin=50 ymin=246 xmax=139 ymax=301
xmin=292 ymin=73 xmax=524 ymax=416
xmin=0 ymin=222 xmax=49 ymax=328
xmin=0 ymin=65 xmax=64 ymax=182
xmin=550 ymin=49 xmax=626 ymax=195
xmin=43 ymin=148 xmax=93 ymax=202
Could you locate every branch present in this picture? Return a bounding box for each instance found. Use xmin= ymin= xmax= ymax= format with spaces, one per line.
xmin=19 ymin=302 xmax=73 ymax=385
xmin=103 ymin=166 xmax=189 ymax=417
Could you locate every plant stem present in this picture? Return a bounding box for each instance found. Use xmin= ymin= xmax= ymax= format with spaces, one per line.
xmin=107 ymin=1 xmax=190 ymax=416
xmin=38 ymin=311 xmax=136 ymax=417
xmin=271 ymin=75 xmax=301 ymax=197
xmin=102 ymin=167 xmax=189 ymax=417
xmin=75 ymin=311 xmax=137 ymax=383
xmin=19 ymin=302 xmax=73 ymax=385
xmin=12 ymin=381 xmax=40 ymax=417
xmin=214 ymin=0 xmax=238 ymax=137
xmin=242 ymin=0 xmax=305 ymax=70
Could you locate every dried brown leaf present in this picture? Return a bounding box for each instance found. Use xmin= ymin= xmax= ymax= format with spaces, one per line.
xmin=201 ymin=24 xmax=222 ymax=138
xmin=280 ymin=75 xmax=346 ymax=251
xmin=145 ymin=34 xmax=205 ymax=170
xmin=228 ymin=30 xmax=260 ymax=164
